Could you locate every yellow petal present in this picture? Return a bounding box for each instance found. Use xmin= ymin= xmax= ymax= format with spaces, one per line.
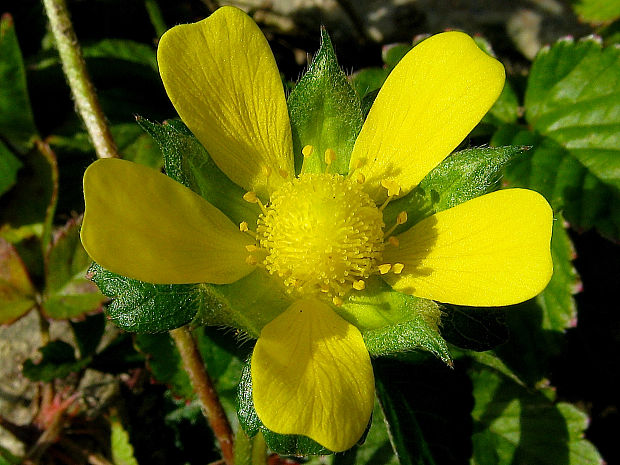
xmin=81 ymin=159 xmax=254 ymax=284
xmin=251 ymin=299 xmax=374 ymax=452
xmin=383 ymin=189 xmax=553 ymax=306
xmin=349 ymin=32 xmax=505 ymax=201
xmin=157 ymin=7 xmax=294 ymax=198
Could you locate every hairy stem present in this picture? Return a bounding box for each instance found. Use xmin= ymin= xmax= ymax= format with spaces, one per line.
xmin=41 ymin=0 xmax=118 ymax=159
xmin=170 ymin=327 xmax=234 ymax=465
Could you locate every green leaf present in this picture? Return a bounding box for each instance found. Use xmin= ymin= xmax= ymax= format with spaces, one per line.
xmin=42 ymin=218 xmax=106 ymax=319
xmin=573 ymin=0 xmax=620 ymax=23
xmin=71 ymin=312 xmax=106 ymax=358
xmin=0 ymin=14 xmax=38 ymax=153
xmin=374 ymin=358 xmax=473 ymax=465
xmin=0 ymin=237 xmax=36 ymax=324
xmin=110 ymin=416 xmax=140 ymax=465
xmin=237 ymin=359 xmax=332 ymax=456
xmin=382 ymin=43 xmax=412 ymax=70
xmin=90 ymin=263 xmax=199 ymax=333
xmin=350 ymin=68 xmax=388 ymax=101
xmin=439 ymin=305 xmax=509 ymax=352
xmin=48 ymin=123 xmax=163 ymax=169
xmin=495 ymin=125 xmax=620 ymax=238
xmin=0 ymin=140 xmax=21 ymax=196
xmin=384 ymin=146 xmax=526 ymax=234
xmin=22 ymin=340 xmax=90 ymax=382
xmin=484 ymin=81 xmax=520 ymax=126
xmin=234 ymin=429 xmax=267 ymax=465
xmin=519 ymin=36 xmax=620 ymax=238
xmin=289 ymin=29 xmax=363 ymax=175
xmin=349 ymin=403 xmax=399 ymax=465
xmin=469 ymin=364 xmax=603 ymax=465
xmin=137 ymin=117 xmax=256 ymax=225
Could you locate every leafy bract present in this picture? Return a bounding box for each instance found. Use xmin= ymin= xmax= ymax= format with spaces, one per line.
xmin=288 ymin=29 xmax=363 ymax=174
xmin=0 ymin=14 xmax=38 ymax=153
xmin=470 ymin=364 xmax=603 ymax=465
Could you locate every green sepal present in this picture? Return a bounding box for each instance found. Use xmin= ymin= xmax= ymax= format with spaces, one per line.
xmin=22 ymin=340 xmax=90 ymax=382
xmin=89 ymin=262 xmax=199 ymax=333
xmin=337 ymin=277 xmax=451 ymax=364
xmin=288 ymin=28 xmax=363 ymax=175
xmin=383 ymin=145 xmax=527 ymax=234
xmin=439 ymin=305 xmax=509 ymax=352
xmin=237 ymin=359 xmax=332 ymax=456
xmin=136 ymin=116 xmax=257 ymax=226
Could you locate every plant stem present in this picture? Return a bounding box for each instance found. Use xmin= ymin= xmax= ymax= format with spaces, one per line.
xmin=41 ymin=0 xmax=118 ymax=159
xmin=170 ymin=327 xmax=234 ymax=465
xmin=144 ymin=0 xmax=167 ymax=38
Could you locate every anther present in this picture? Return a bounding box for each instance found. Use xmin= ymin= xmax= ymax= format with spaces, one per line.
xmin=351 ymin=158 xmax=363 ymax=170
xmin=302 ymin=145 xmax=314 ymax=157
xmin=239 ymin=221 xmax=249 ymax=232
xmin=378 ymin=264 xmax=392 ymax=274
xmin=384 ymin=211 xmax=408 ymax=238
xmin=278 ymin=168 xmax=289 ymax=179
xmin=262 ymin=165 xmax=272 ymax=177
xmin=381 ymin=179 xmax=401 ymax=198
xmin=352 ymin=280 xmax=366 ymax=291
xmin=243 ymin=192 xmax=258 ymax=203
xmin=356 ymin=172 xmax=366 ymax=184
xmin=246 ymin=255 xmax=258 ymax=265
xmin=324 ymin=148 xmax=336 ymax=173
xmin=393 ymin=263 xmax=405 ymax=274
xmin=388 ymin=236 xmax=400 ymax=247
xmin=332 ymin=296 xmax=343 ymax=306
xmin=245 ymin=244 xmax=259 ymax=252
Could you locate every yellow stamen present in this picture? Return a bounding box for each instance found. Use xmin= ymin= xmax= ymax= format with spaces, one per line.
xmin=351 ymin=158 xmax=363 ymax=170
xmin=397 ymin=211 xmax=408 ymax=225
xmin=393 ymin=263 xmax=405 ymax=274
xmin=352 ymin=280 xmax=366 ymax=291
xmin=245 ymin=244 xmax=259 ymax=252
xmin=278 ymin=168 xmax=289 ymax=179
xmin=356 ymin=172 xmax=366 ymax=184
xmin=388 ymin=236 xmax=400 ymax=247
xmin=302 ymin=145 xmax=314 ymax=157
xmin=381 ymin=179 xmax=401 ymax=198
xmin=378 ymin=264 xmax=392 ymax=275
xmin=262 ymin=165 xmax=272 ymax=177
xmin=332 ymin=296 xmax=343 ymax=306
xmin=239 ymin=221 xmax=249 ymax=232
xmin=246 ymin=255 xmax=258 ymax=265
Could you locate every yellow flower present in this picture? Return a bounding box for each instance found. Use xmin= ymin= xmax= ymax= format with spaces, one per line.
xmin=80 ymin=7 xmax=553 ymax=452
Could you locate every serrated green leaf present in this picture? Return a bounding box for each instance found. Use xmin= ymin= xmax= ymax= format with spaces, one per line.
xmin=22 ymin=340 xmax=90 ymax=382
xmin=0 ymin=140 xmax=21 ymax=196
xmin=495 ymin=125 xmax=620 ymax=238
xmin=469 ymin=364 xmax=603 ymax=465
xmin=237 ymin=359 xmax=332 ymax=456
xmin=42 ymin=218 xmax=106 ymax=319
xmin=484 ymin=81 xmax=520 ymax=125
xmin=288 ymin=29 xmax=363 ymax=175
xmin=136 ymin=117 xmax=256 ymax=225
xmin=573 ymin=0 xmax=620 ymax=23
xmin=519 ymin=37 xmax=620 ymax=238
xmin=384 ymin=146 xmax=526 ymax=234
xmin=0 ymin=237 xmax=36 ymax=324
xmin=440 ymin=305 xmax=509 ymax=352
xmin=110 ymin=416 xmax=139 ymax=465
xmin=0 ymin=14 xmax=38 ymax=153
xmin=90 ymin=263 xmax=199 ymax=333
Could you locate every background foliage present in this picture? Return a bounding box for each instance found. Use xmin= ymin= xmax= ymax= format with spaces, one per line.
xmin=1 ymin=1 xmax=619 ymax=464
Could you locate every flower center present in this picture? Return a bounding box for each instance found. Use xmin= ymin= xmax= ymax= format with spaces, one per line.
xmin=257 ymin=173 xmax=384 ymax=298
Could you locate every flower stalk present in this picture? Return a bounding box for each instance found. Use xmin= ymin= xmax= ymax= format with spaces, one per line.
xmin=41 ymin=0 xmax=118 ymax=159
xmin=170 ymin=327 xmax=234 ymax=465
